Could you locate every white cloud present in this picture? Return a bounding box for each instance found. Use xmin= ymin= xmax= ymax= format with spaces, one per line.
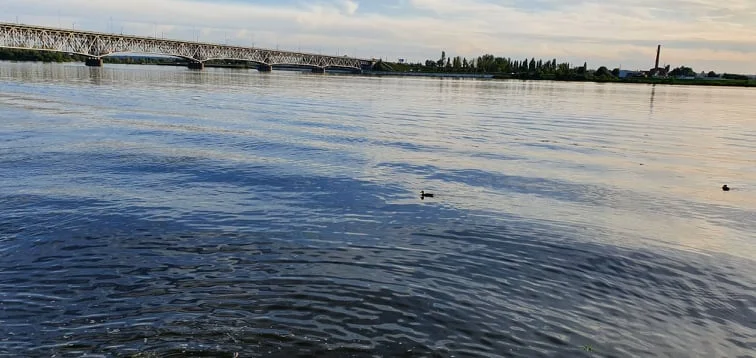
xmin=342 ymin=0 xmax=360 ymax=15
xmin=1 ymin=0 xmax=755 ymax=73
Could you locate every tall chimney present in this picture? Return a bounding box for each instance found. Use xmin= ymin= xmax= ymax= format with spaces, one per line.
xmin=655 ymin=45 xmax=661 ymax=69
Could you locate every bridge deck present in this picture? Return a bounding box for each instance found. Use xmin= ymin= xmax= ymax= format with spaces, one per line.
xmin=0 ymin=22 xmax=374 ymax=71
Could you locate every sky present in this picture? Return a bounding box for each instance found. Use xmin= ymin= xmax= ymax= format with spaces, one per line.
xmin=2 ymin=0 xmax=755 ymax=74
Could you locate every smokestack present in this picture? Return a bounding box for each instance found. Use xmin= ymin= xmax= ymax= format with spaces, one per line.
xmin=655 ymin=45 xmax=661 ymax=69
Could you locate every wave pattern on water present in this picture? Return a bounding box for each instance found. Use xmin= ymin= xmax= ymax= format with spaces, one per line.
xmin=1 ymin=63 xmax=755 ymax=357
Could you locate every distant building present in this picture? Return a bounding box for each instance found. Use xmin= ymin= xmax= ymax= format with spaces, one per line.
xmin=648 ymin=45 xmax=670 ymax=77
xmin=649 ymin=65 xmax=670 ymax=77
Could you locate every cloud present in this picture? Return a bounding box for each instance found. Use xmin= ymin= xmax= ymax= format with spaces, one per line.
xmin=1 ymin=0 xmax=754 ymax=73
xmin=342 ymin=0 xmax=359 ymax=15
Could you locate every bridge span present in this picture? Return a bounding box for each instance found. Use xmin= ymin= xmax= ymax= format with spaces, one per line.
xmin=0 ymin=23 xmax=374 ymax=72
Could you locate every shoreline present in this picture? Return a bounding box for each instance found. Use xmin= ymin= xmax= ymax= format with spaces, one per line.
xmin=1 ymin=59 xmax=754 ymax=88
xmin=363 ymin=70 xmax=756 ymax=87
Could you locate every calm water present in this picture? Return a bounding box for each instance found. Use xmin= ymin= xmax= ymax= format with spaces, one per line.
xmin=0 ymin=62 xmax=754 ymax=357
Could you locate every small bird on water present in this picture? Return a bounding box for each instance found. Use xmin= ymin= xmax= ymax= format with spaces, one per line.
xmin=722 ymin=185 xmax=730 ymax=192
xmin=421 ymin=190 xmax=434 ymax=199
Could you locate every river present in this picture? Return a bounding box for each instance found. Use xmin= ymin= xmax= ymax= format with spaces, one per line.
xmin=1 ymin=62 xmax=754 ymax=357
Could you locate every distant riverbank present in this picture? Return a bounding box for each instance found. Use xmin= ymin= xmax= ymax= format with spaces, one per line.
xmin=372 ymin=58 xmax=756 ymax=88
xmin=365 ymin=68 xmax=755 ymax=87
xmin=1 ymin=48 xmax=753 ymax=87
xmin=490 ymin=72 xmax=756 ymax=87
xmin=591 ymin=77 xmax=755 ymax=87
xmin=362 ymin=71 xmax=494 ymax=79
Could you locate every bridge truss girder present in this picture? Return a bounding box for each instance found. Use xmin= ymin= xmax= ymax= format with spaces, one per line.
xmin=0 ymin=23 xmax=373 ymax=70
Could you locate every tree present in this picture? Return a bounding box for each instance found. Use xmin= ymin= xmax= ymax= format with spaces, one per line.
xmin=669 ymin=66 xmax=695 ymax=77
xmin=611 ymin=68 xmax=620 ymax=77
xmin=707 ymin=71 xmax=718 ymax=78
xmin=595 ymin=66 xmax=613 ymax=79
xmin=576 ymin=62 xmax=587 ymax=75
xmin=438 ymin=51 xmax=446 ymax=67
xmin=462 ymin=58 xmax=468 ymax=69
xmin=0 ymin=48 xmax=86 ymax=62
xmin=496 ymin=57 xmax=511 ymax=73
xmin=722 ymin=73 xmax=749 ymax=80
xmin=556 ymin=62 xmax=571 ymax=78
xmin=371 ymin=59 xmax=384 ymax=71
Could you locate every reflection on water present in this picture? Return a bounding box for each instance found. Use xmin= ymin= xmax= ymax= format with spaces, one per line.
xmin=650 ymin=84 xmax=656 ymax=115
xmin=1 ymin=62 xmax=755 ymax=357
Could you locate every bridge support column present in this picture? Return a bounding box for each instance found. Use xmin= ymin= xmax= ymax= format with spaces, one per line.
xmin=311 ymin=67 xmax=325 ymax=74
xmin=257 ymin=64 xmax=273 ymax=72
xmin=85 ymin=58 xmax=103 ymax=67
xmin=187 ymin=62 xmax=204 ymax=70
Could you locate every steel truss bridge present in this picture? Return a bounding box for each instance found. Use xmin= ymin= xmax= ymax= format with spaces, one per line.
xmin=0 ymin=23 xmax=374 ymax=72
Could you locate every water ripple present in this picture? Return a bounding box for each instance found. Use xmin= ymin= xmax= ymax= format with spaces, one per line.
xmin=1 ymin=63 xmax=755 ymax=357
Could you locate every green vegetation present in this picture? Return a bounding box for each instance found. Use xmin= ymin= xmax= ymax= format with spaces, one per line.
xmin=0 ymin=49 xmax=275 ymax=69
xmin=105 ymin=57 xmax=257 ymax=68
xmin=374 ymin=53 xmax=587 ymax=80
xmin=0 ymin=49 xmax=246 ymax=68
xmin=102 ymin=56 xmax=184 ymax=65
xmin=0 ymin=48 xmax=85 ymax=62
xmin=669 ymin=66 xmax=695 ymax=77
xmin=372 ymin=51 xmax=756 ymax=87
xmin=2 ymin=48 xmax=753 ymax=87
xmin=622 ymin=77 xmax=755 ymax=87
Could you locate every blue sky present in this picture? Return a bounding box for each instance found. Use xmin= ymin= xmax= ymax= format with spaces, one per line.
xmin=3 ymin=0 xmax=755 ymax=73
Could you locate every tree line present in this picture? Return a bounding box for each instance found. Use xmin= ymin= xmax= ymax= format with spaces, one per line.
xmin=3 ymin=47 xmax=750 ymax=82
xmin=374 ymin=50 xmax=749 ymax=81
xmin=0 ymin=48 xmax=86 ymax=62
xmin=374 ymin=51 xmax=608 ymax=80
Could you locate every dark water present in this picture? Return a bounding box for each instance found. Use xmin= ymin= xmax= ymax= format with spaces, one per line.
xmin=1 ymin=62 xmax=754 ymax=357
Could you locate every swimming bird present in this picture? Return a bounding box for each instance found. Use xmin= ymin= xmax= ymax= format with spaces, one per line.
xmin=722 ymin=185 xmax=730 ymax=192
xmin=420 ymin=190 xmax=434 ymax=199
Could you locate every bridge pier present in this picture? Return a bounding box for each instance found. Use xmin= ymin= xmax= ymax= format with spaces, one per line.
xmin=2 ymin=23 xmax=374 ymax=74
xmin=85 ymin=58 xmax=103 ymax=67
xmin=311 ymin=67 xmax=325 ymax=74
xmin=187 ymin=62 xmax=204 ymax=70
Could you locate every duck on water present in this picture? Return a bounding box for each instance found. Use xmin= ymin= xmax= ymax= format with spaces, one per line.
xmin=421 ymin=191 xmax=434 ymax=199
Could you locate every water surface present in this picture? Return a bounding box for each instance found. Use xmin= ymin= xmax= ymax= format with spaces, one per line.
xmin=1 ymin=62 xmax=754 ymax=357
